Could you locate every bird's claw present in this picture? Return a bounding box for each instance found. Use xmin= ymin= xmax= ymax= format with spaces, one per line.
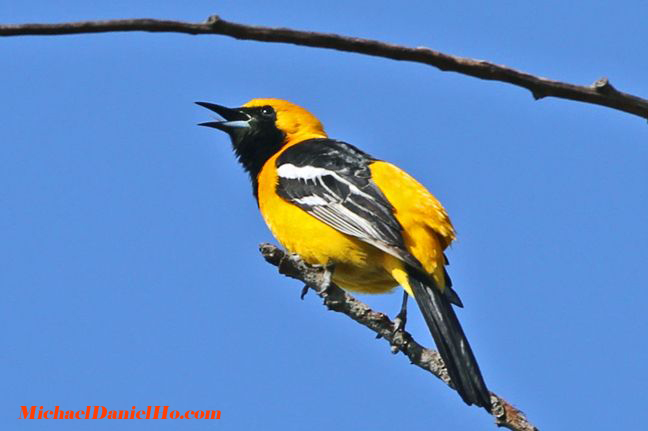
xmin=299 ymin=263 xmax=334 ymax=299
xmin=392 ymin=311 xmax=407 ymax=333
xmin=388 ymin=292 xmax=409 ymax=353
xmin=300 ymin=285 xmax=309 ymax=300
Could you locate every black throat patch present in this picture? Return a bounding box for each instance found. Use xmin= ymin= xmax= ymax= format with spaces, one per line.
xmin=228 ymin=107 xmax=286 ymax=200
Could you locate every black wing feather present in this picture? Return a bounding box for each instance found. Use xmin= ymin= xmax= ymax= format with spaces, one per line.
xmin=276 ymin=139 xmax=417 ymax=266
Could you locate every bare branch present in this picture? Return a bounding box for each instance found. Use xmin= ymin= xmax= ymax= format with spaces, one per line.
xmin=1 ymin=15 xmax=647 ymax=121
xmin=259 ymin=243 xmax=538 ymax=431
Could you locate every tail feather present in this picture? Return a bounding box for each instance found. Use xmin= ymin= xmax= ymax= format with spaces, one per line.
xmin=408 ymin=270 xmax=491 ymax=411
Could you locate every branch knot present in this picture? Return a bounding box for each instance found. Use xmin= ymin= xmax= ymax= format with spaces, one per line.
xmin=205 ymin=15 xmax=221 ymax=26
xmin=592 ymin=76 xmax=618 ymax=94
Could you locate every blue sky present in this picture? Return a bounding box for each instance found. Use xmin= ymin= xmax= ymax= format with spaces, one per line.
xmin=2 ymin=1 xmax=648 ymax=430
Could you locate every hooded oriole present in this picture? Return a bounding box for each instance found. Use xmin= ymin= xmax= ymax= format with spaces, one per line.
xmin=197 ymin=98 xmax=491 ymax=410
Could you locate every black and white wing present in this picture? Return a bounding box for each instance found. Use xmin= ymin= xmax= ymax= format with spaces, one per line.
xmin=275 ymin=139 xmax=416 ymax=266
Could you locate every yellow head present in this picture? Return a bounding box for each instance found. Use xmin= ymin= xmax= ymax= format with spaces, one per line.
xmin=242 ymin=98 xmax=327 ymax=142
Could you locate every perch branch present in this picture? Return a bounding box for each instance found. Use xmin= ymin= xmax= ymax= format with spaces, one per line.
xmin=259 ymin=243 xmax=538 ymax=431
xmin=1 ymin=16 xmax=647 ymax=120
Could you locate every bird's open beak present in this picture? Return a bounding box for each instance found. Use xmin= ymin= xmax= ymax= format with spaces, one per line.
xmin=195 ymin=102 xmax=251 ymax=131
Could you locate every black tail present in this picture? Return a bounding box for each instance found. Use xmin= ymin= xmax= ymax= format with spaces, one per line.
xmin=408 ymin=270 xmax=491 ymax=411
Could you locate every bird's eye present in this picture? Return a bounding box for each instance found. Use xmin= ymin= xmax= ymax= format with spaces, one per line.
xmin=260 ymin=105 xmax=274 ymax=117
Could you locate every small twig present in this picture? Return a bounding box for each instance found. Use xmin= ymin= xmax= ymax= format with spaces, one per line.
xmin=259 ymin=243 xmax=538 ymax=431
xmin=1 ymin=16 xmax=647 ymax=121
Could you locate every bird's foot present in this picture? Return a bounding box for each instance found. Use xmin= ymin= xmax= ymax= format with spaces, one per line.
xmin=392 ymin=308 xmax=408 ymax=334
xmin=316 ymin=264 xmax=333 ymax=294
xmin=299 ymin=262 xmax=334 ymax=299
xmin=300 ymin=285 xmax=309 ymax=300
xmin=389 ymin=307 xmax=409 ymax=353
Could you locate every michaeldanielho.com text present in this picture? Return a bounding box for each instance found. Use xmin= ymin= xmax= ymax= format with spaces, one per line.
xmin=19 ymin=406 xmax=221 ymax=420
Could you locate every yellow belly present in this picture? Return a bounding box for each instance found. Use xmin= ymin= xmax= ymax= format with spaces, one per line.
xmin=262 ymin=193 xmax=397 ymax=293
xmin=332 ymin=262 xmax=398 ymax=293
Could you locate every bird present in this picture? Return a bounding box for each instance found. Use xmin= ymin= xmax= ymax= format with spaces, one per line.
xmin=197 ymin=98 xmax=491 ymax=411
